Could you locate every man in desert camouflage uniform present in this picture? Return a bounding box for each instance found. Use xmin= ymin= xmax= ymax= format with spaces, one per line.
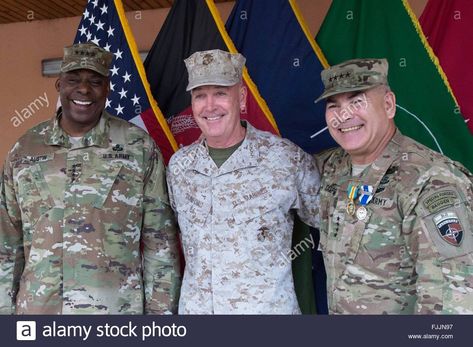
xmin=315 ymin=58 xmax=473 ymax=314
xmin=0 ymin=43 xmax=181 ymax=314
xmin=166 ymin=49 xmax=320 ymax=314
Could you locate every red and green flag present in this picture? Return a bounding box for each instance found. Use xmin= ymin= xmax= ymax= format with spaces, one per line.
xmin=420 ymin=0 xmax=473 ymax=134
xmin=316 ymin=0 xmax=473 ymax=171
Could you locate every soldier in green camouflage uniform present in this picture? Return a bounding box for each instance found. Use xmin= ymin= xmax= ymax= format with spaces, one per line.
xmin=167 ymin=50 xmax=320 ymax=314
xmin=315 ymin=58 xmax=473 ymax=314
xmin=0 ymin=43 xmax=181 ymax=314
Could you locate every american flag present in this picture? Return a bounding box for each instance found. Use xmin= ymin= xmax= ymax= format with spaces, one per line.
xmin=74 ymin=0 xmax=177 ymax=163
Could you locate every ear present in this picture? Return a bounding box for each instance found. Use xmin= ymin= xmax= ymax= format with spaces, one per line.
xmin=104 ymin=77 xmax=110 ymax=94
xmin=384 ymin=90 xmax=396 ymax=119
xmin=239 ymin=85 xmax=248 ymax=108
xmin=55 ymin=78 xmax=61 ymax=92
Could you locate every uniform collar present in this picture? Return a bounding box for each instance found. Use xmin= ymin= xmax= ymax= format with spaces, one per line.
xmin=369 ymin=129 xmax=403 ymax=174
xmin=191 ymin=120 xmax=260 ymax=176
xmin=44 ymin=109 xmax=110 ymax=148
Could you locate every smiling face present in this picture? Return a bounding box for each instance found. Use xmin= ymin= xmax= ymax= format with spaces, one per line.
xmin=56 ymin=69 xmax=109 ymax=136
xmin=191 ymin=84 xmax=247 ymax=148
xmin=325 ymin=86 xmax=397 ymax=164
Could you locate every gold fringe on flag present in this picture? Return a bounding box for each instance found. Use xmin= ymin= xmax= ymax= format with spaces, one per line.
xmin=401 ymin=0 xmax=459 ymax=108
xmin=114 ymin=0 xmax=179 ymax=152
xmin=289 ymin=0 xmax=330 ymax=69
xmin=205 ymin=0 xmax=281 ymax=135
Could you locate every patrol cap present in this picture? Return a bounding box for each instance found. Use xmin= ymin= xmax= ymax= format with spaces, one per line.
xmin=184 ymin=49 xmax=246 ymax=91
xmin=315 ymin=58 xmax=389 ymax=103
xmin=60 ymin=42 xmax=113 ymax=77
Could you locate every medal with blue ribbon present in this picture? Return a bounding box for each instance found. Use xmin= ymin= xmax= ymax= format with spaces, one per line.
xmin=346 ymin=183 xmax=358 ymax=216
xmin=356 ymin=185 xmax=373 ymax=220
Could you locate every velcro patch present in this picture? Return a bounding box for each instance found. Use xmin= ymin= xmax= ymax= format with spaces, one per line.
xmin=423 ymin=190 xmax=459 ymax=214
xmin=434 ymin=211 xmax=463 ymax=247
xmin=102 ymin=153 xmax=133 ymax=160
xmin=19 ymin=154 xmax=53 ymax=164
xmin=323 ymin=183 xmax=338 ymax=196
xmin=371 ymin=196 xmax=393 ymax=208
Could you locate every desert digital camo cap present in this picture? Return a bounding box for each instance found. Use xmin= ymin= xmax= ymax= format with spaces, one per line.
xmin=184 ymin=49 xmax=246 ymax=91
xmin=315 ymin=58 xmax=389 ymax=103
xmin=60 ymin=42 xmax=113 ymax=77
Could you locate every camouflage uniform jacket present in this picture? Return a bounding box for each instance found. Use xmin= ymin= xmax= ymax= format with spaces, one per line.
xmin=316 ymin=130 xmax=473 ymax=314
xmin=167 ymin=122 xmax=320 ymax=314
xmin=0 ymin=111 xmax=181 ymax=314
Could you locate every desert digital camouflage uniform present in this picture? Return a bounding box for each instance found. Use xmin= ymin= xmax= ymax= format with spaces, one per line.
xmin=316 ymin=130 xmax=473 ymax=314
xmin=0 ymin=110 xmax=181 ymax=314
xmin=167 ymin=122 xmax=320 ymax=314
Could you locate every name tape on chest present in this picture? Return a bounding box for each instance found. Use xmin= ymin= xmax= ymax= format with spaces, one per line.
xmin=18 ymin=154 xmax=53 ymax=164
xmin=102 ymin=153 xmax=133 ymax=160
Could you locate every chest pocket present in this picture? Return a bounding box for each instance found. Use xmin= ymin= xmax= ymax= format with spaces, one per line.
xmin=14 ymin=157 xmax=55 ymax=226
xmin=90 ymin=162 xmax=144 ymax=260
xmin=173 ymin=173 xmax=212 ymax=259
xmin=226 ymin=182 xmax=290 ymax=268
xmin=356 ymin=181 xmax=401 ymax=258
xmin=326 ymin=195 xmax=384 ymax=266
xmin=174 ymin=180 xmax=212 ymax=227
xmin=69 ymin=159 xmax=142 ymax=211
xmin=243 ymin=206 xmax=286 ymax=267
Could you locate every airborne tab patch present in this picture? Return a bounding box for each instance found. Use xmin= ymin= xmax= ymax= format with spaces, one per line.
xmin=433 ymin=212 xmax=463 ymax=247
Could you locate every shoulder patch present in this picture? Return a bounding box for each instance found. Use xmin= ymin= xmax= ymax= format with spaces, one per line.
xmin=434 ymin=211 xmax=463 ymax=247
xmin=422 ymin=205 xmax=473 ymax=260
xmin=422 ymin=189 xmax=459 ymax=214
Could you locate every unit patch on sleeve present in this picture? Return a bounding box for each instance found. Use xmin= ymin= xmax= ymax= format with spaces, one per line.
xmin=433 ymin=211 xmax=463 ymax=247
